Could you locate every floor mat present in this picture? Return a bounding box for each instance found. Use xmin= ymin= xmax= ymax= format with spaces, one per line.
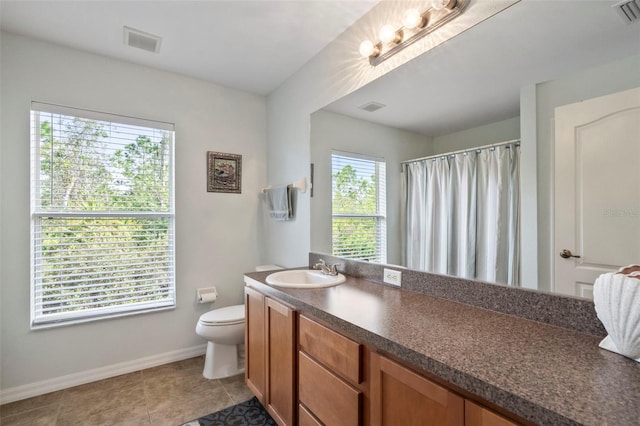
xmin=180 ymin=396 xmax=277 ymax=426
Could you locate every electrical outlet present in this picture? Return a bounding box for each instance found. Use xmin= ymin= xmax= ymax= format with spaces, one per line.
xmin=383 ymin=268 xmax=401 ymax=286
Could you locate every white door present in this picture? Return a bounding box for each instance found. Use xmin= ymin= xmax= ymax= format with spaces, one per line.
xmin=554 ymin=87 xmax=640 ymax=299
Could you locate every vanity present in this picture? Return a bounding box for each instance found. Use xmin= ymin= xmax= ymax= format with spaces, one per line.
xmin=244 ymin=258 xmax=640 ymax=426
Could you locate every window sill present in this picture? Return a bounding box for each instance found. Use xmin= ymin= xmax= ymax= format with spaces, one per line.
xmin=30 ymin=304 xmax=176 ymax=330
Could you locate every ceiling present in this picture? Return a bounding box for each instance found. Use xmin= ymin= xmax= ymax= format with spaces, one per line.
xmin=2 ymin=1 xmax=638 ymax=129
xmin=324 ymin=0 xmax=640 ymax=137
xmin=0 ymin=0 xmax=379 ymax=96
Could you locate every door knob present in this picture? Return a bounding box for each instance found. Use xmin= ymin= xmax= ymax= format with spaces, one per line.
xmin=559 ymin=249 xmax=581 ymax=259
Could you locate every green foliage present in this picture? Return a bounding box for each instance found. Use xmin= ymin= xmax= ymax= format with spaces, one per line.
xmin=332 ymin=163 xmax=382 ymax=262
xmin=39 ymin=117 xmax=111 ymax=210
xmin=112 ymin=135 xmax=170 ymax=211
xmin=35 ymin=115 xmax=172 ymax=317
xmin=332 ymin=165 xmax=377 ymax=214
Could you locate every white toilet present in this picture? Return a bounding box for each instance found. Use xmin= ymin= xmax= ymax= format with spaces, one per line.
xmin=195 ymin=265 xmax=282 ymax=379
xmin=195 ymin=304 xmax=246 ymax=379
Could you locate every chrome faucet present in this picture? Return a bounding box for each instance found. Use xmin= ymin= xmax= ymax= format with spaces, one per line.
xmin=313 ymin=259 xmax=341 ymax=276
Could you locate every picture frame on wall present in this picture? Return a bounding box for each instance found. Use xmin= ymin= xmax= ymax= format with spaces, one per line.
xmin=207 ymin=151 xmax=242 ymax=193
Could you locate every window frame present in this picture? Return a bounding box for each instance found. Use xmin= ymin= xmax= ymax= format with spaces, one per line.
xmin=331 ymin=151 xmax=387 ymax=264
xmin=30 ymin=102 xmax=176 ymax=329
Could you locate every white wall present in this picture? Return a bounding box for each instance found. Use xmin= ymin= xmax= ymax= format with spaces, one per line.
xmin=519 ymin=84 xmax=539 ymax=290
xmin=310 ymin=110 xmax=432 ymax=265
xmin=529 ymin=54 xmax=640 ymax=292
xmin=265 ymin=0 xmax=519 ymax=268
xmin=0 ymin=33 xmax=267 ymax=393
xmin=432 ymin=116 xmax=520 ymax=154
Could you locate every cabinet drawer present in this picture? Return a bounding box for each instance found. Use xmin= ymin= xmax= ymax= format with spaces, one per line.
xmin=299 ymin=351 xmax=361 ymax=426
xmin=299 ymin=315 xmax=362 ymax=384
xmin=465 ymin=400 xmax=520 ymax=426
xmin=299 ymin=404 xmax=323 ymax=426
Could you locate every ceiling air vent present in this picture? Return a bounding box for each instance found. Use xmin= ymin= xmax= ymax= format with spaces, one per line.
xmin=123 ymin=26 xmax=162 ymax=53
xmin=358 ymin=101 xmax=386 ymax=113
xmin=614 ymin=0 xmax=640 ymax=23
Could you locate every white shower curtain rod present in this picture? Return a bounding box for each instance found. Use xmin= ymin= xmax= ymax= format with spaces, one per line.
xmin=401 ymin=138 xmax=521 ymax=165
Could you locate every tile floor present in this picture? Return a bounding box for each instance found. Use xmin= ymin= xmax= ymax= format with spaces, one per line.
xmin=0 ymin=356 xmax=254 ymax=426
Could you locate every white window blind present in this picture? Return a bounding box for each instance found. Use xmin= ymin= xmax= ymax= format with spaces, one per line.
xmin=30 ymin=102 xmax=175 ymax=327
xmin=331 ymin=152 xmax=386 ymax=263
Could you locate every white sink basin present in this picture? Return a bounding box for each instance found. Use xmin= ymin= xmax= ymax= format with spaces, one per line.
xmin=265 ymin=269 xmax=346 ymax=288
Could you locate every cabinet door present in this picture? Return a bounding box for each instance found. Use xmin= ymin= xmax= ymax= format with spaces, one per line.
xmin=266 ymin=297 xmax=297 ymax=426
xmin=370 ymin=353 xmax=464 ymax=426
xmin=465 ymin=401 xmax=519 ymax=426
xmin=245 ymin=287 xmax=266 ymax=403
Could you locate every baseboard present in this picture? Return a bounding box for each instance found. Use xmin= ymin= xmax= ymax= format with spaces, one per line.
xmin=0 ymin=344 xmax=206 ymax=404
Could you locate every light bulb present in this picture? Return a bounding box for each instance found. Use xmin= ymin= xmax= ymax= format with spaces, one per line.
xmin=359 ymin=40 xmax=378 ymax=58
xmin=379 ymin=24 xmax=400 ymax=44
xmin=431 ymin=0 xmax=451 ymax=10
xmin=403 ymin=9 xmax=425 ymax=29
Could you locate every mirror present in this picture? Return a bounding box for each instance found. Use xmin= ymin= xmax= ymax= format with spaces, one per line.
xmin=310 ymin=1 xmax=640 ymax=297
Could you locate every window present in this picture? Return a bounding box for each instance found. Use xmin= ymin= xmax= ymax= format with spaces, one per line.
xmin=30 ymin=102 xmax=175 ymax=327
xmin=331 ymin=152 xmax=386 ymax=263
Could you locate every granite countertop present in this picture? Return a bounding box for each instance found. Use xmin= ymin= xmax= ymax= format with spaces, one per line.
xmin=244 ymin=270 xmax=640 ymax=426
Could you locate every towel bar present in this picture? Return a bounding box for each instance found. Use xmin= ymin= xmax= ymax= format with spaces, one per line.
xmin=261 ymin=176 xmax=310 ymax=194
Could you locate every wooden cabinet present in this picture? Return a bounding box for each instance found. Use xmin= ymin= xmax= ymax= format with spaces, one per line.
xmin=465 ymin=401 xmax=519 ymax=426
xmin=299 ymin=351 xmax=361 ymax=426
xmin=370 ymin=353 xmax=464 ymax=426
xmin=265 ymin=297 xmax=297 ymax=426
xmin=245 ymin=286 xmax=266 ymax=402
xmin=245 ymin=283 xmax=521 ymax=426
xmin=298 ymin=315 xmax=363 ymax=426
xmin=298 ymin=315 xmax=361 ymax=384
xmin=298 ymin=403 xmax=322 ymax=426
xmin=245 ymin=287 xmax=296 ymax=426
xmin=370 ymin=353 xmax=520 ymax=426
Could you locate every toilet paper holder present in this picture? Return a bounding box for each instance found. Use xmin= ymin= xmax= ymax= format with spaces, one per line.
xmin=197 ymin=287 xmax=218 ymax=303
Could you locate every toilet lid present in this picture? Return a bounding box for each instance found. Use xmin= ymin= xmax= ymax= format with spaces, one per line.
xmin=199 ymin=304 xmax=245 ymax=325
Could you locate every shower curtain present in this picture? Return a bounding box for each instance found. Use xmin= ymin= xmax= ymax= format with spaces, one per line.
xmin=402 ymin=144 xmax=520 ymax=286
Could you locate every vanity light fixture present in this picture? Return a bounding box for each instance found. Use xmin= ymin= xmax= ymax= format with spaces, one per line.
xmin=359 ymin=0 xmax=468 ymax=66
xmin=403 ymin=9 xmax=427 ymax=30
xmin=359 ymin=40 xmax=379 ymax=58
xmin=431 ymin=0 xmax=453 ymax=11
xmin=379 ymin=24 xmax=402 ymax=44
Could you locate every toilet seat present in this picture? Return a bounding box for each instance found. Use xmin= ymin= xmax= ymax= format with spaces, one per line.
xmin=199 ymin=304 xmax=245 ymax=326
